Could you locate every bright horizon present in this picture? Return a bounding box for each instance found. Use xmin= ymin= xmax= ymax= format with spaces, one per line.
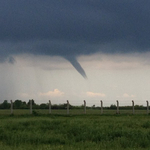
xmin=1 ymin=52 xmax=150 ymax=107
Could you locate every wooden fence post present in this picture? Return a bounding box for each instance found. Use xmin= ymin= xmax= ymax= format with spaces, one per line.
xmin=49 ymin=100 xmax=51 ymax=114
xmin=132 ymin=100 xmax=134 ymax=114
xmin=146 ymin=100 xmax=149 ymax=114
xmin=100 ymin=100 xmax=103 ymax=114
xmin=84 ymin=100 xmax=86 ymax=114
xmin=67 ymin=100 xmax=69 ymax=114
xmin=116 ymin=100 xmax=119 ymax=114
xmin=10 ymin=100 xmax=13 ymax=114
xmin=30 ymin=99 xmax=32 ymax=114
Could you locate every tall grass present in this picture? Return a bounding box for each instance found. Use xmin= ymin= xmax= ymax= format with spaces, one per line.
xmin=0 ymin=113 xmax=150 ymax=149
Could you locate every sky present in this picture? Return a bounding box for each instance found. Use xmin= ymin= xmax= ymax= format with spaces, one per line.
xmin=0 ymin=0 xmax=150 ymax=106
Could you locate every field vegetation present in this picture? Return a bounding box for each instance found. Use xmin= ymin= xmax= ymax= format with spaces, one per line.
xmin=0 ymin=100 xmax=150 ymax=149
xmin=0 ymin=110 xmax=150 ymax=150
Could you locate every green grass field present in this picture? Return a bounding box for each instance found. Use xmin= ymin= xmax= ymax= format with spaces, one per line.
xmin=0 ymin=108 xmax=149 ymax=115
xmin=0 ymin=109 xmax=150 ymax=150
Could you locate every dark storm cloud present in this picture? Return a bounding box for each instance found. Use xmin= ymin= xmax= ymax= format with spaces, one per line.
xmin=0 ymin=0 xmax=150 ymax=77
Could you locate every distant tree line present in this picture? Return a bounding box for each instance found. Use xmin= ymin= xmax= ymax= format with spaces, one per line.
xmin=108 ymin=104 xmax=147 ymax=110
xmin=0 ymin=100 xmax=148 ymax=110
xmin=0 ymin=100 xmax=74 ymax=109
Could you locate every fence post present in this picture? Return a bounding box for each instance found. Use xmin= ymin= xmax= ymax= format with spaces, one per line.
xmin=84 ymin=100 xmax=86 ymax=114
xmin=30 ymin=99 xmax=32 ymax=114
xmin=67 ymin=100 xmax=69 ymax=114
xmin=132 ymin=100 xmax=134 ymax=114
xmin=100 ymin=100 xmax=103 ymax=114
xmin=10 ymin=100 xmax=13 ymax=114
xmin=49 ymin=100 xmax=51 ymax=114
xmin=116 ymin=100 xmax=119 ymax=114
xmin=146 ymin=100 xmax=149 ymax=114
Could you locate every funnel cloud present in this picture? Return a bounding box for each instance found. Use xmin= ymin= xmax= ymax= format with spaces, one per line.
xmin=65 ymin=56 xmax=87 ymax=79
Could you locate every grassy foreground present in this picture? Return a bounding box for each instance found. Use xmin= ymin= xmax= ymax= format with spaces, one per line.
xmin=0 ymin=112 xmax=150 ymax=149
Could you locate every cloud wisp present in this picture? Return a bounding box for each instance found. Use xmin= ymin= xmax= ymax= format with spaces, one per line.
xmin=86 ymin=92 xmax=106 ymax=98
xmin=39 ymin=89 xmax=64 ymax=97
xmin=122 ymin=93 xmax=136 ymax=98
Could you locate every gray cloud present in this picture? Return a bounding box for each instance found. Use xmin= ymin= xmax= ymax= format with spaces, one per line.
xmin=0 ymin=0 xmax=150 ymax=77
